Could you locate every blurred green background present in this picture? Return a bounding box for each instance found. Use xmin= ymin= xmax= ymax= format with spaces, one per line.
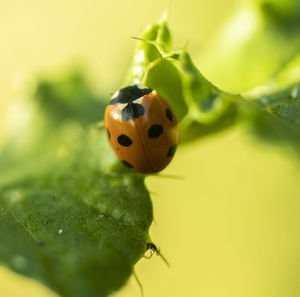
xmin=0 ymin=0 xmax=237 ymax=145
xmin=2 ymin=0 xmax=300 ymax=297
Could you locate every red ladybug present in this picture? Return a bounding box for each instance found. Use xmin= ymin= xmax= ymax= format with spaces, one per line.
xmin=104 ymin=84 xmax=179 ymax=173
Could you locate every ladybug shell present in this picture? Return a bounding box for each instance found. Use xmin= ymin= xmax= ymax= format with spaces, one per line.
xmin=104 ymin=87 xmax=178 ymax=173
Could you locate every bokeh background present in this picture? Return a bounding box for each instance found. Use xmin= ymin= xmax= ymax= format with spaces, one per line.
xmin=2 ymin=0 xmax=300 ymax=297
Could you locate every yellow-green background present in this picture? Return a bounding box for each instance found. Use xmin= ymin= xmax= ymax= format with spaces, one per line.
xmin=1 ymin=1 xmax=300 ymax=297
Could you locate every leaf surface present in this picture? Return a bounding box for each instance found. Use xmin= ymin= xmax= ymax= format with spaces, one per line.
xmin=0 ymin=73 xmax=153 ymax=297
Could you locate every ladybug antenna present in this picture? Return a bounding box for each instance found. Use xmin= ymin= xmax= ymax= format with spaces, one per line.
xmin=133 ymin=270 xmax=144 ymax=297
xmin=130 ymin=36 xmax=155 ymax=45
xmin=131 ymin=36 xmax=168 ymax=57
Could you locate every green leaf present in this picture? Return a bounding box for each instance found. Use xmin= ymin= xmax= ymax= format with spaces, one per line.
xmin=124 ymin=13 xmax=188 ymax=121
xmin=271 ymin=51 xmax=300 ymax=88
xmin=34 ymin=70 xmax=107 ymax=127
xmin=171 ymin=51 xmax=238 ymax=124
xmin=126 ymin=14 xmax=239 ymax=130
xmin=143 ymin=58 xmax=188 ymax=121
xmin=124 ymin=12 xmax=171 ymax=86
xmin=245 ymin=82 xmax=300 ymax=148
xmin=0 ymin=131 xmax=153 ymax=297
xmin=126 ymin=10 xmax=300 ymax=153
xmin=124 ymin=12 xmax=300 ymax=156
xmin=0 ymin=69 xmax=153 ymax=297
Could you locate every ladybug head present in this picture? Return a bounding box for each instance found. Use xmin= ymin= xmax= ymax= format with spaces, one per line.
xmin=109 ymin=84 xmax=152 ymax=105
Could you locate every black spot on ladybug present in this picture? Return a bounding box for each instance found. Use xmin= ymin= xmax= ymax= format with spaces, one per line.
xmin=117 ymin=134 xmax=132 ymax=147
xmin=167 ymin=144 xmax=177 ymax=157
xmin=122 ymin=103 xmax=145 ymax=121
xmin=110 ymin=85 xmax=152 ymax=105
xmin=148 ymin=125 xmax=163 ymax=138
xmin=165 ymin=108 xmax=173 ymax=122
xmin=106 ymin=128 xmax=111 ymax=139
xmin=122 ymin=160 xmax=133 ymax=168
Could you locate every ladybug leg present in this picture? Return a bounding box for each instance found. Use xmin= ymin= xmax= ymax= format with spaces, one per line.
xmin=90 ymin=121 xmax=110 ymax=139
xmin=131 ymin=36 xmax=186 ymax=59
xmin=93 ymin=121 xmax=105 ymax=129
xmin=158 ymin=251 xmax=170 ymax=268
xmin=90 ymin=121 xmax=105 ymax=134
xmin=133 ymin=270 xmax=144 ymax=297
xmin=150 ymin=173 xmax=185 ymax=180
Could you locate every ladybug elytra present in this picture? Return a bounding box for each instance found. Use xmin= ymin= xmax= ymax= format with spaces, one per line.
xmin=104 ymin=84 xmax=179 ymax=173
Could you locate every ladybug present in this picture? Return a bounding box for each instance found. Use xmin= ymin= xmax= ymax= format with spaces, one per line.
xmin=104 ymin=84 xmax=179 ymax=173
